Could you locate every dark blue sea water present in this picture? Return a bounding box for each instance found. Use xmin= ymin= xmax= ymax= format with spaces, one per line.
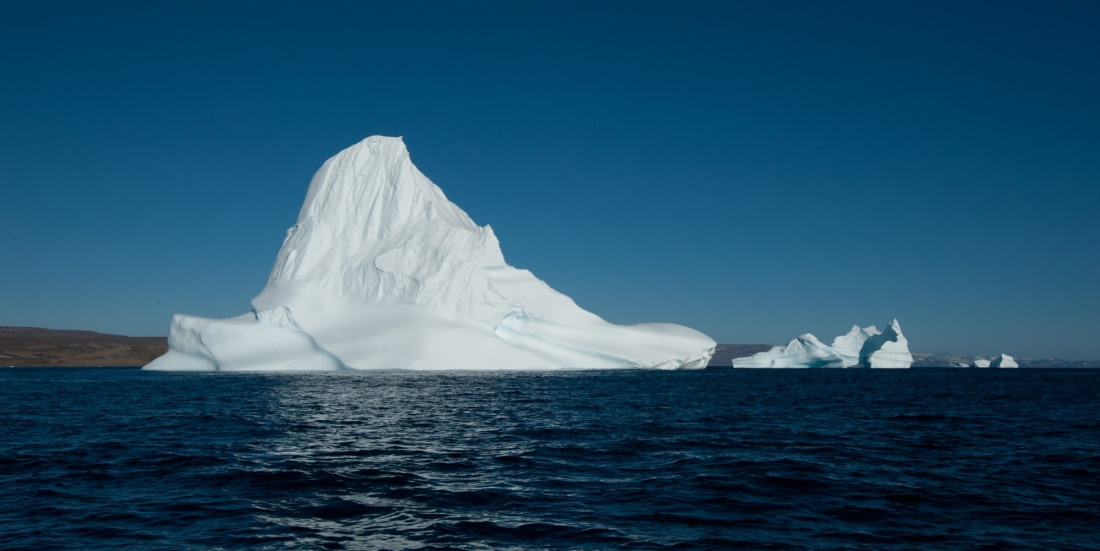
xmin=2 ymin=367 xmax=1098 ymax=550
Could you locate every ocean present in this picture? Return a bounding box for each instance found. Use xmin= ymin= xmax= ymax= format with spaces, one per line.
xmin=2 ymin=367 xmax=1097 ymax=550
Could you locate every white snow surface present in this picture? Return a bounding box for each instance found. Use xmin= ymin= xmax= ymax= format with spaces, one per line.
xmin=970 ymin=359 xmax=992 ymax=368
xmin=145 ymin=136 xmax=715 ymax=371
xmin=732 ymin=320 xmax=912 ymax=368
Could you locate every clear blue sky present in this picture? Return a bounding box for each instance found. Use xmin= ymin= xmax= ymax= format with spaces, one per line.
xmin=2 ymin=1 xmax=1098 ymax=359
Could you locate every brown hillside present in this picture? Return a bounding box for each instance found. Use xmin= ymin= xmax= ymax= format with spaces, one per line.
xmin=0 ymin=327 xmax=167 ymax=367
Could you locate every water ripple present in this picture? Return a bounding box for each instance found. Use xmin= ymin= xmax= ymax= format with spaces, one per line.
xmin=1 ymin=368 xmax=1098 ymax=549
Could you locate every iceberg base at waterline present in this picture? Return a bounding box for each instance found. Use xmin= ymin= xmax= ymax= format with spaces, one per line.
xmin=732 ymin=319 xmax=913 ymax=368
xmin=145 ymin=136 xmax=715 ymax=371
xmin=148 ymin=283 xmax=715 ymax=371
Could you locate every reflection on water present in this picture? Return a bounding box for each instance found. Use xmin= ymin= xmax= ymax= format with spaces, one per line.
xmin=254 ymin=372 xmax=610 ymax=549
xmin=2 ymin=368 xmax=1099 ymax=549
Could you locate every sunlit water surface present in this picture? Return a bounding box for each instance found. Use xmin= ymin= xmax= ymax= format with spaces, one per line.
xmin=2 ymin=367 xmax=1098 ymax=549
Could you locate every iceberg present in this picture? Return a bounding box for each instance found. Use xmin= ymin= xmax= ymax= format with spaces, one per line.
xmin=968 ymin=354 xmax=1018 ymax=368
xmin=732 ymin=320 xmax=912 ymax=368
xmin=145 ymin=136 xmax=715 ymax=371
xmin=729 ymin=333 xmax=848 ymax=368
xmin=856 ymin=319 xmax=913 ymax=368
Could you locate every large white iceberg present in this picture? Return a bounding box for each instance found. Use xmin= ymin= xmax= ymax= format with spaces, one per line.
xmin=145 ymin=136 xmax=715 ymax=371
xmin=732 ymin=320 xmax=912 ymax=368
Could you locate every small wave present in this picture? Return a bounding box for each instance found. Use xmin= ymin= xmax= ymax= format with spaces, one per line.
xmin=2 ymin=367 xmax=1098 ymax=550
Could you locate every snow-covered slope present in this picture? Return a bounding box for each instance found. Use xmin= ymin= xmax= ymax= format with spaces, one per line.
xmin=732 ymin=320 xmax=912 ymax=368
xmin=146 ymin=136 xmax=715 ymax=371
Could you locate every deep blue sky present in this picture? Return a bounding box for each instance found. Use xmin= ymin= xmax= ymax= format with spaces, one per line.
xmin=2 ymin=1 xmax=1098 ymax=359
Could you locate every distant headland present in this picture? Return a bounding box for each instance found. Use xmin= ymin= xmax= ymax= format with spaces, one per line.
xmin=0 ymin=327 xmax=167 ymax=367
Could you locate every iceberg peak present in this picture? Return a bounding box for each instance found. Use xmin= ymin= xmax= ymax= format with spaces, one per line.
xmin=264 ymin=135 xmax=494 ymax=305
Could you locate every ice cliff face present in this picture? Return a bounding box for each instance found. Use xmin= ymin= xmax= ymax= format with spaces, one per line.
xmin=732 ymin=320 xmax=912 ymax=368
xmin=146 ymin=136 xmax=716 ymax=371
xmin=857 ymin=319 xmax=913 ymax=369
